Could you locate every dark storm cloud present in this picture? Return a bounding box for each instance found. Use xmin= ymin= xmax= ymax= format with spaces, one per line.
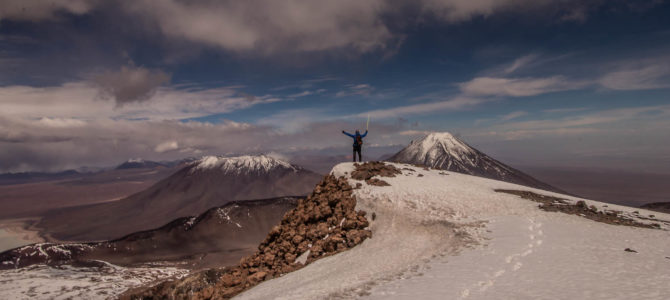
xmin=93 ymin=65 xmax=171 ymax=106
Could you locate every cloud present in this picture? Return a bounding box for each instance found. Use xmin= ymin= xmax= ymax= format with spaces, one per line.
xmin=0 ymin=115 xmax=406 ymax=172
xmin=120 ymin=0 xmax=394 ymax=55
xmin=37 ymin=117 xmax=87 ymax=128
xmin=335 ymin=84 xmax=375 ymax=97
xmin=599 ymin=64 xmax=670 ymax=90
xmin=363 ymin=96 xmax=491 ymax=119
xmin=0 ymin=81 xmax=278 ymax=121
xmin=93 ymin=65 xmax=171 ymax=106
xmin=0 ymin=0 xmax=96 ymax=21
xmin=542 ymin=107 xmax=588 ymax=114
xmin=154 ymin=140 xmax=179 ymax=153
xmin=501 ymin=111 xmax=527 ymax=121
xmin=460 ymin=76 xmax=589 ymax=97
xmin=479 ymin=105 xmax=670 ymax=140
xmin=504 ymin=54 xmax=539 ymax=74
xmin=3 ymin=0 xmax=633 ymax=57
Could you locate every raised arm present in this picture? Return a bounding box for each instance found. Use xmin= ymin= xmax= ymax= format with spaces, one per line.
xmin=361 ymin=130 xmax=368 ymax=138
xmin=342 ymin=130 xmax=354 ymax=138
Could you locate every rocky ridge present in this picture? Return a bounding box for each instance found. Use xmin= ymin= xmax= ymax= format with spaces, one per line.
xmin=126 ymin=173 xmax=375 ymax=299
xmin=495 ymin=189 xmax=665 ymax=229
xmin=1 ymin=197 xmax=299 ymax=270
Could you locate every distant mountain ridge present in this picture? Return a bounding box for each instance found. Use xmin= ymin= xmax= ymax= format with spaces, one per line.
xmin=1 ymin=196 xmax=299 ymax=270
xmin=115 ymin=159 xmax=166 ymax=170
xmin=640 ymin=202 xmax=670 ymax=214
xmin=0 ymin=170 xmax=81 ymax=185
xmin=388 ymin=132 xmax=565 ymax=193
xmin=37 ymin=155 xmax=322 ymax=241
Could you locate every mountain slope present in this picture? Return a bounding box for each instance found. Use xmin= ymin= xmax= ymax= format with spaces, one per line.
xmin=233 ymin=162 xmax=670 ymax=300
xmin=640 ymin=202 xmax=670 ymax=214
xmin=37 ymin=155 xmax=321 ymax=241
xmin=388 ymin=132 xmax=564 ymax=193
xmin=1 ymin=197 xmax=299 ymax=270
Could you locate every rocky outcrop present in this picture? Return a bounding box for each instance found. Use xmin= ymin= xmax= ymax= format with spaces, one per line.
xmin=126 ymin=174 xmax=372 ymax=300
xmin=495 ymin=189 xmax=662 ymax=229
xmin=350 ymin=161 xmax=401 ymax=186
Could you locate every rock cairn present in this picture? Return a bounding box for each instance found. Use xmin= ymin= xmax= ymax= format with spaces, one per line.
xmin=126 ymin=174 xmax=371 ymax=300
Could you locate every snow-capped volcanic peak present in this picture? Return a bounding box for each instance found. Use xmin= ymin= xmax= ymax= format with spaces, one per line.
xmin=388 ymin=131 xmax=564 ymax=193
xmin=396 ymin=132 xmax=476 ymax=167
xmin=190 ymin=155 xmax=297 ymax=174
xmin=415 ymin=132 xmax=474 ymax=160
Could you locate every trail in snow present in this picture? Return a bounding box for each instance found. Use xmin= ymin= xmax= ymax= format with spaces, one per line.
xmin=235 ymin=162 xmax=670 ymax=300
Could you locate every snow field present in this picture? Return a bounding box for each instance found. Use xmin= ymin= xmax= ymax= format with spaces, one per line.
xmin=0 ymin=262 xmax=188 ymax=300
xmin=236 ymin=162 xmax=670 ymax=300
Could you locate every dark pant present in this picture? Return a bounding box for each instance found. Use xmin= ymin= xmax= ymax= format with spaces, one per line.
xmin=353 ymin=145 xmax=362 ymax=162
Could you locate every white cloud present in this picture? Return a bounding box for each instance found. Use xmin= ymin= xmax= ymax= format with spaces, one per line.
xmin=599 ymin=64 xmax=670 ymax=90
xmin=504 ymin=54 xmax=539 ymax=74
xmin=476 ymin=105 xmax=670 ymax=141
xmin=154 ymin=140 xmax=179 ymax=153
xmin=335 ymin=83 xmax=375 ymax=97
xmin=501 ymin=111 xmax=527 ymax=121
xmin=122 ymin=0 xmax=393 ymax=55
xmin=0 ymin=81 xmax=278 ymax=121
xmin=362 ymin=96 xmax=491 ymax=119
xmin=37 ymin=117 xmax=87 ymax=128
xmin=542 ymin=107 xmax=588 ymax=114
xmin=460 ymin=76 xmax=588 ymax=97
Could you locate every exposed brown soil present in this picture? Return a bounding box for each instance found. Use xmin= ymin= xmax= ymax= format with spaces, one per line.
xmin=125 ymin=174 xmax=372 ymax=300
xmin=495 ymin=189 xmax=661 ymax=229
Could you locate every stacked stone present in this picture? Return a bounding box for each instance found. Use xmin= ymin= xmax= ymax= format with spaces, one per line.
xmin=127 ymin=174 xmax=372 ymax=300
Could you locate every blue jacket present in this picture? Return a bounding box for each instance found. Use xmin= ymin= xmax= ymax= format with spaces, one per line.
xmin=342 ymin=130 xmax=367 ymax=147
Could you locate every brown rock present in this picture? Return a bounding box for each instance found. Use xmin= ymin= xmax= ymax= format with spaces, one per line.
xmin=248 ymin=271 xmax=267 ymax=283
xmin=292 ymin=235 xmax=304 ymax=245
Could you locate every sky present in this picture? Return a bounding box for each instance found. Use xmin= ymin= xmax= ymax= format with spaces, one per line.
xmin=1 ymin=0 xmax=669 ymax=173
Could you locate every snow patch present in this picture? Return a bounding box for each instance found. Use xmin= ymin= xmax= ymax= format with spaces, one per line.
xmin=190 ymin=155 xmax=297 ymax=174
xmin=0 ymin=263 xmax=188 ymax=300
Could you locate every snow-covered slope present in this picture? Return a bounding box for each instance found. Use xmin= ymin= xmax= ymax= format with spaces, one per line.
xmin=236 ymin=162 xmax=670 ymax=300
xmin=388 ymin=132 xmax=563 ymax=193
xmin=192 ymin=155 xmax=297 ymax=174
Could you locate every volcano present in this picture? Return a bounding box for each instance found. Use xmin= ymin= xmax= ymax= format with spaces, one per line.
xmin=38 ymin=155 xmax=321 ymax=241
xmin=388 ymin=132 xmax=564 ymax=193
